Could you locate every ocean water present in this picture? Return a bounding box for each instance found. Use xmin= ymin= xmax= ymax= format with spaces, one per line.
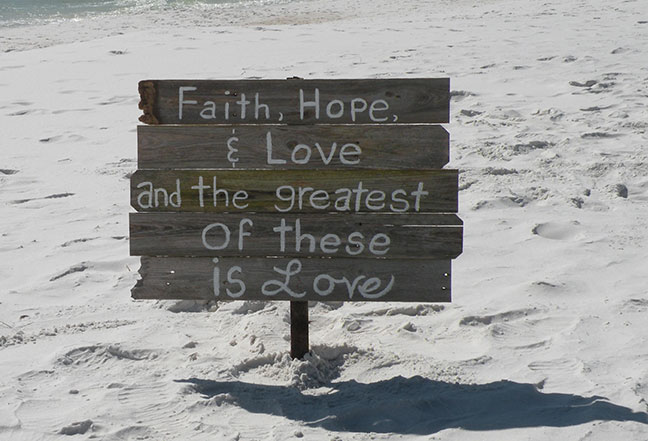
xmin=0 ymin=0 xmax=257 ymax=27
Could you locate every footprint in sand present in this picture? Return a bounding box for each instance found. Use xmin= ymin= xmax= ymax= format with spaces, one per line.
xmin=49 ymin=263 xmax=88 ymax=282
xmin=532 ymin=221 xmax=584 ymax=241
xmin=528 ymin=358 xmax=583 ymax=375
xmin=459 ymin=308 xmax=537 ymax=327
xmin=117 ymin=381 xmax=189 ymax=435
xmin=12 ymin=192 xmax=75 ymax=205
xmin=490 ymin=316 xmax=576 ymax=351
xmin=39 ymin=135 xmax=62 ymax=143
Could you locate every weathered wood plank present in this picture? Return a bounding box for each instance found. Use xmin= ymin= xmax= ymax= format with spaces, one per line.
xmin=130 ymin=169 xmax=458 ymax=213
xmin=137 ymin=125 xmax=449 ymax=169
xmin=138 ymin=78 xmax=449 ymax=125
xmin=129 ymin=212 xmax=463 ymax=259
xmin=132 ymin=257 xmax=452 ymax=302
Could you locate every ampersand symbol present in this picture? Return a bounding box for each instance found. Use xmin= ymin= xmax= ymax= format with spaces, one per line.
xmin=227 ymin=132 xmax=240 ymax=168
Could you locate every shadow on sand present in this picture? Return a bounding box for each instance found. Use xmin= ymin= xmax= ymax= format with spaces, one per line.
xmin=177 ymin=376 xmax=647 ymax=434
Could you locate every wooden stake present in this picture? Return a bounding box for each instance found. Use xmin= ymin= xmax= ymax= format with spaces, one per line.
xmin=290 ymin=301 xmax=309 ymax=359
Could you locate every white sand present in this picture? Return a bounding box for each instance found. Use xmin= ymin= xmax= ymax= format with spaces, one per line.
xmin=1 ymin=0 xmax=648 ymax=439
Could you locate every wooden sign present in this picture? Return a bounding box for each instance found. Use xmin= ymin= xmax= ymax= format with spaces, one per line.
xmin=138 ymin=78 xmax=449 ymax=125
xmin=130 ymin=169 xmax=458 ymax=213
xmin=129 ymin=213 xmax=463 ymax=259
xmin=133 ymin=257 xmax=451 ymax=302
xmin=131 ymin=78 xmax=461 ymax=358
xmin=137 ymin=125 xmax=449 ymax=169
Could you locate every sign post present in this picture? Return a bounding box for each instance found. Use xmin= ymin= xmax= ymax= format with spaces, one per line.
xmin=131 ymin=78 xmax=461 ymax=358
xmin=291 ymin=301 xmax=309 ymax=359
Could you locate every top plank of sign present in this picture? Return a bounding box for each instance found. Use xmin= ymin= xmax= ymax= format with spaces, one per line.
xmin=138 ymin=78 xmax=450 ymax=125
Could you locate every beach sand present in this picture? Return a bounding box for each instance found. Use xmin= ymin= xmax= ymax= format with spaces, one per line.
xmin=1 ymin=0 xmax=648 ymax=439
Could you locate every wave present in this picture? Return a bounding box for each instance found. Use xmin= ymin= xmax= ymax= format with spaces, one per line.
xmin=0 ymin=0 xmax=278 ymax=27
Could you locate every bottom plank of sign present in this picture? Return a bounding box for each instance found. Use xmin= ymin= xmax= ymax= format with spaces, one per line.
xmin=133 ymin=257 xmax=451 ymax=302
